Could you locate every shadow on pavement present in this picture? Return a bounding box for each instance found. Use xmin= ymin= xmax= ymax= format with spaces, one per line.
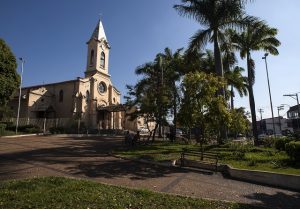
xmin=0 ymin=136 xmax=191 ymax=180
xmin=244 ymin=191 xmax=300 ymax=209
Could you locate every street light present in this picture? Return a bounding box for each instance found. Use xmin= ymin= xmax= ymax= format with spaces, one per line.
xmin=283 ymin=93 xmax=300 ymax=130
xmin=262 ymin=53 xmax=276 ymax=135
xmin=16 ymin=58 xmax=25 ymax=134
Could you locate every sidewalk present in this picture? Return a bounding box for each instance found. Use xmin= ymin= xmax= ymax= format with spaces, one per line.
xmin=0 ymin=135 xmax=299 ymax=209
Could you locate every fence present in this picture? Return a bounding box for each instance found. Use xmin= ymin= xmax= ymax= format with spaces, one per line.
xmin=2 ymin=118 xmax=75 ymax=131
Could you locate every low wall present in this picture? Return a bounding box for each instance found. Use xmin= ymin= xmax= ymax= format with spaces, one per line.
xmin=181 ymin=159 xmax=300 ymax=191
xmin=227 ymin=166 xmax=300 ymax=191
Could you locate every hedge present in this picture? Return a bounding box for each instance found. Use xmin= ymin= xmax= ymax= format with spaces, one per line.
xmin=285 ymin=141 xmax=300 ymax=161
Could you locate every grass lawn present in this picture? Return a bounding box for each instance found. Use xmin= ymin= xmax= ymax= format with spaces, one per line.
xmin=113 ymin=141 xmax=300 ymax=175
xmin=0 ymin=177 xmax=259 ymax=209
xmin=0 ymin=130 xmax=26 ymax=136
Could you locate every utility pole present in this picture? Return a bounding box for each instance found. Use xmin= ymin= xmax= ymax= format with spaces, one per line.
xmin=258 ymin=108 xmax=264 ymax=134
xmin=277 ymin=105 xmax=284 ymax=133
xmin=16 ymin=58 xmax=25 ymax=134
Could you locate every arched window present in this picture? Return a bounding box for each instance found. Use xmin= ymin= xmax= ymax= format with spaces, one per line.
xmin=100 ymin=52 xmax=105 ymax=68
xmin=90 ymin=50 xmax=94 ymax=65
xmin=86 ymin=90 xmax=90 ymax=102
xmin=59 ymin=90 xmax=63 ymax=102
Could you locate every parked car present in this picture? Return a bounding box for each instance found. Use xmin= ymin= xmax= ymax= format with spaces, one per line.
xmin=176 ymin=129 xmax=183 ymax=136
xmin=138 ymin=127 xmax=149 ymax=134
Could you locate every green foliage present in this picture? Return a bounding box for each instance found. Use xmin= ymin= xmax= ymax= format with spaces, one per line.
xmin=0 ymin=123 xmax=7 ymax=135
xmin=49 ymin=126 xmax=66 ymax=134
xmin=285 ymin=141 xmax=300 ymax=161
xmin=0 ymin=105 xmax=14 ymax=120
xmin=230 ymin=20 xmax=281 ymax=142
xmin=274 ymin=137 xmax=292 ymax=151
xmin=115 ymin=141 xmax=300 ymax=175
xmin=178 ymin=71 xmax=231 ymax=142
xmin=6 ymin=124 xmax=41 ymax=133
xmin=228 ymin=107 xmax=250 ymax=137
xmin=0 ymin=39 xmax=20 ymax=106
xmin=125 ymin=48 xmax=185 ymax=140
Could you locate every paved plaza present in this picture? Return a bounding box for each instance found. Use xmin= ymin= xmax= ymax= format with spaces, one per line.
xmin=0 ymin=135 xmax=299 ymax=209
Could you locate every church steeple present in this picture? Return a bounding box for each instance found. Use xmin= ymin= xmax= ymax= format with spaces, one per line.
xmin=90 ymin=19 xmax=107 ymax=41
xmin=85 ymin=18 xmax=110 ymax=78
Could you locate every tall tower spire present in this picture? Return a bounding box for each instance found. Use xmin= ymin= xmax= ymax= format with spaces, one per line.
xmin=90 ymin=19 xmax=107 ymax=41
xmin=85 ymin=18 xmax=110 ymax=78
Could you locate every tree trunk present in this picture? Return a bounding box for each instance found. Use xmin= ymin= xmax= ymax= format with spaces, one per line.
xmin=213 ymin=31 xmax=225 ymax=96
xmin=173 ymin=81 xmax=177 ymax=140
xmin=230 ymin=85 xmax=234 ymax=109
xmin=152 ymin=123 xmax=159 ymax=142
xmin=247 ymin=53 xmax=259 ymax=144
xmin=213 ymin=30 xmax=227 ymax=142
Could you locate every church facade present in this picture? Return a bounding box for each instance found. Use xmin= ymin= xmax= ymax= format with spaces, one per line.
xmin=9 ymin=19 xmax=129 ymax=130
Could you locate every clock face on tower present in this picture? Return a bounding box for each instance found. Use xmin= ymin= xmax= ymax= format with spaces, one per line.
xmin=98 ymin=82 xmax=107 ymax=94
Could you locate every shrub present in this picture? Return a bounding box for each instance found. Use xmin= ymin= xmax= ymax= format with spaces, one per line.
xmin=247 ymin=159 xmax=257 ymax=166
xmin=261 ymin=136 xmax=276 ymax=148
xmin=232 ymin=150 xmax=245 ymax=160
xmin=285 ymin=141 xmax=300 ymax=161
xmin=275 ymin=137 xmax=292 ymax=151
xmin=0 ymin=123 xmax=7 ymax=136
xmin=49 ymin=127 xmax=66 ymax=134
xmin=22 ymin=125 xmax=41 ymax=133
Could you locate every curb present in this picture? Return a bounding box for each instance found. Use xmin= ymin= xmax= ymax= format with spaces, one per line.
xmin=0 ymin=133 xmax=43 ymax=138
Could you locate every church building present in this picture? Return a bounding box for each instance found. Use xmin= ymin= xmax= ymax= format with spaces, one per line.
xmin=10 ymin=19 xmax=127 ymax=130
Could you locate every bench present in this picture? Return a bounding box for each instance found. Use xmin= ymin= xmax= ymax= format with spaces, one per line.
xmin=180 ymin=148 xmax=219 ymax=171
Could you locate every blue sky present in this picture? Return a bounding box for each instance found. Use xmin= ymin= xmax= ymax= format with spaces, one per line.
xmin=1 ymin=0 xmax=299 ymax=120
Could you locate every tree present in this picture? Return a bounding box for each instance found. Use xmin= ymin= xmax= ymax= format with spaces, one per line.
xmin=190 ymin=49 xmax=247 ymax=109
xmin=225 ymin=66 xmax=248 ymax=109
xmin=174 ymin=0 xmax=253 ymax=97
xmin=0 ymin=39 xmax=20 ymax=121
xmin=125 ymin=55 xmax=171 ymax=141
xmin=159 ymin=48 xmax=184 ymax=139
xmin=0 ymin=39 xmax=20 ymax=108
xmin=231 ymin=20 xmax=280 ymax=143
xmin=229 ymin=107 xmax=250 ymax=138
xmin=178 ymin=71 xmax=231 ymax=145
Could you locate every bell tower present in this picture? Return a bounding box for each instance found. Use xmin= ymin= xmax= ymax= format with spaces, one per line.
xmin=85 ymin=19 xmax=111 ymax=77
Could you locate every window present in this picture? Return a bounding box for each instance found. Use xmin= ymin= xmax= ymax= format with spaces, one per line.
xmin=90 ymin=50 xmax=94 ymax=65
xmin=59 ymin=90 xmax=63 ymax=102
xmin=100 ymin=52 xmax=105 ymax=68
xmin=86 ymin=90 xmax=90 ymax=102
xmin=98 ymin=82 xmax=107 ymax=94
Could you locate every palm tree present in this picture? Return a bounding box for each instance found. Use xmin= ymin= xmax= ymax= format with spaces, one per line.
xmin=231 ymin=20 xmax=280 ymax=143
xmin=221 ymin=29 xmax=247 ymax=109
xmin=174 ymin=0 xmax=253 ymax=97
xmin=225 ymin=66 xmax=248 ymax=109
xmin=159 ymin=48 xmax=184 ymax=139
xmin=194 ymin=49 xmax=247 ymax=109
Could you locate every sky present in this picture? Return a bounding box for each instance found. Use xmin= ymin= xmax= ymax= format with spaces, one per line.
xmin=1 ymin=0 xmax=299 ymax=120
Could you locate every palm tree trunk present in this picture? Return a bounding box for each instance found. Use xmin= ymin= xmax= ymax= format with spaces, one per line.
xmin=213 ymin=30 xmax=227 ymax=141
xmin=247 ymin=53 xmax=259 ymax=144
xmin=230 ymin=85 xmax=234 ymax=109
xmin=213 ymin=31 xmax=225 ymax=96
xmin=173 ymin=81 xmax=177 ymax=140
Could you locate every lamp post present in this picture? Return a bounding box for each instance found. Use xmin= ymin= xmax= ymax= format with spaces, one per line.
xmin=16 ymin=58 xmax=25 ymax=134
xmin=283 ymin=93 xmax=300 ymax=130
xmin=262 ymin=53 xmax=276 ymax=135
xmin=277 ymin=105 xmax=284 ymax=133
